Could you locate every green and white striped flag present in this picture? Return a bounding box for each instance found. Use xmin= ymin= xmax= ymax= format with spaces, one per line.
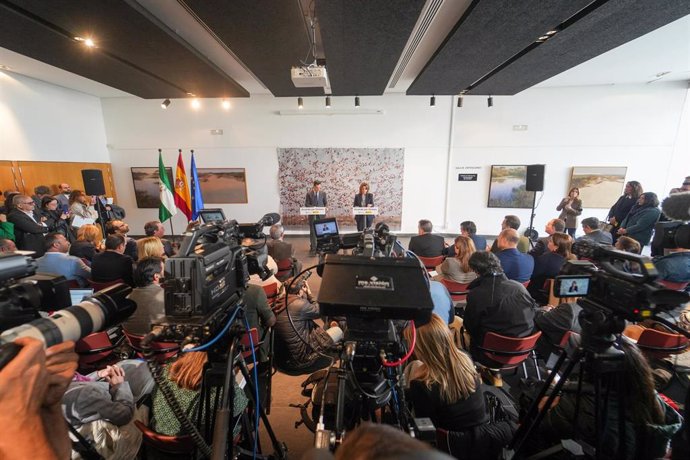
xmin=158 ymin=150 xmax=177 ymax=222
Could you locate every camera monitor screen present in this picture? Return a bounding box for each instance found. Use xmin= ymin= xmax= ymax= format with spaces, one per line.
xmin=314 ymin=218 xmax=339 ymax=239
xmin=199 ymin=208 xmax=226 ymax=223
xmin=70 ymin=288 xmax=94 ymax=306
xmin=554 ymin=275 xmax=590 ymax=297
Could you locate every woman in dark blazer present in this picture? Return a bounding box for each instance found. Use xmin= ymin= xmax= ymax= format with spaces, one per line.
xmin=353 ymin=182 xmax=374 ymax=231
xmin=607 ymin=180 xmax=643 ymax=243
xmin=618 ymin=192 xmax=661 ymax=248
xmin=556 ymin=187 xmax=583 ymax=237
xmin=528 ymin=232 xmax=576 ymax=304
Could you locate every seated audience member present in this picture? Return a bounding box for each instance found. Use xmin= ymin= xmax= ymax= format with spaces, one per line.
xmin=444 ymin=221 xmax=488 ymax=256
xmin=94 ymin=195 xmax=126 ymax=225
xmin=533 ymin=302 xmax=582 ymax=357
xmin=495 ymin=228 xmax=535 ymax=283
xmin=136 ymin=236 xmax=165 ymax=260
xmin=654 ymin=245 xmax=690 ymax=284
xmin=91 ymin=234 xmax=135 ymax=286
xmin=1 ymin=190 xmax=19 ymax=214
xmin=273 ymin=278 xmax=342 ymax=373
xmin=40 ymin=196 xmax=72 ymax=240
xmin=0 ymin=212 xmax=14 ymax=241
xmin=68 ymin=190 xmax=98 ymax=227
xmin=533 ymin=339 xmax=681 ymax=459
xmin=266 ymin=223 xmax=302 ymax=277
xmin=463 ymin=252 xmax=537 ymax=356
xmin=123 ymin=256 xmax=165 ymax=335
xmin=8 ymin=194 xmax=49 ymax=256
xmin=577 ymin=217 xmax=613 ymax=245
xmin=150 ymin=351 xmax=248 ymax=436
xmin=615 ymin=235 xmax=641 ymax=254
xmin=528 ymin=232 xmax=575 ymax=304
xmin=434 ymin=235 xmax=478 ymax=285
xmin=529 ymin=218 xmax=566 ymax=257
xmin=409 ymin=219 xmax=446 ymax=257
xmin=55 ymin=182 xmax=72 ymax=210
xmin=334 ymin=423 xmax=449 ymax=460
xmin=490 ymin=215 xmax=530 ymax=254
xmin=429 ymin=280 xmax=454 ymax=324
xmin=144 ymin=220 xmax=174 ymax=257
xmin=69 ymin=224 xmax=104 ymax=262
xmin=31 ymin=185 xmax=51 ymax=208
xmin=405 ymin=314 xmax=488 ymax=432
xmin=106 ymin=219 xmax=138 ymax=261
xmin=36 ymin=233 xmax=91 ymax=287
xmin=618 ymin=192 xmax=661 ymax=249
xmin=243 ymin=283 xmax=277 ymax=364
xmin=0 ymin=238 xmax=16 ymax=252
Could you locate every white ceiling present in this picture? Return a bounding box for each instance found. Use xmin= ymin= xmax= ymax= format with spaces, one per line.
xmin=1 ymin=10 xmax=688 ymax=99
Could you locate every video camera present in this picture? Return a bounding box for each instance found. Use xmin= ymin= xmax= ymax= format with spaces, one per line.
xmin=314 ymin=218 xmax=400 ymax=258
xmin=154 ymin=212 xmax=280 ymax=344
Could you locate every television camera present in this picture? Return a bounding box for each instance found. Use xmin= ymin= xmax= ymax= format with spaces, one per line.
xmin=314 ymin=218 xmax=400 ymax=258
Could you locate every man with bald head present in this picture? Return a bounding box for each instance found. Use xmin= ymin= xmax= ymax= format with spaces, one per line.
xmin=496 ymin=228 xmax=534 ymax=283
xmin=529 ymin=218 xmax=566 ymax=257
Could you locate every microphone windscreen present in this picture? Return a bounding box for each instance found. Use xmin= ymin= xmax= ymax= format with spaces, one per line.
xmin=661 ymin=192 xmax=690 ymax=221
xmin=261 ymin=213 xmax=281 ymax=226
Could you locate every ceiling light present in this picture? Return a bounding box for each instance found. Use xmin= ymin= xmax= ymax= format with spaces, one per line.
xmin=546 ymin=30 xmax=557 ymax=36
xmin=355 ymin=96 xmax=360 ymax=108
xmin=430 ymin=95 xmax=436 ymax=107
xmin=221 ymin=99 xmax=231 ymax=110
xmin=161 ymin=99 xmax=171 ymax=109
xmin=538 ymin=35 xmax=549 ymax=41
xmin=656 ymin=71 xmax=671 ymax=78
xmin=0 ymin=64 xmax=11 ymax=71
xmin=487 ymin=96 xmax=493 ymax=107
xmin=325 ymin=96 xmax=331 ymax=108
xmin=75 ymin=37 xmax=96 ymax=48
xmin=298 ymin=97 xmax=304 ymax=109
xmin=191 ymin=98 xmax=201 ymax=109
xmin=457 ymin=95 xmax=463 ymax=108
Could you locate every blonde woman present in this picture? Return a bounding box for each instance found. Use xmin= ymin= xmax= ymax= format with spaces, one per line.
xmin=404 ymin=314 xmax=488 ymax=431
xmin=136 ymin=236 xmax=165 ymax=260
xmin=69 ymin=223 xmax=103 ymax=262
xmin=434 ymin=235 xmax=477 ymax=284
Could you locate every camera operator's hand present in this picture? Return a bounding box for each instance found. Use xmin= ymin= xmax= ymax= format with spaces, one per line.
xmin=43 ymin=340 xmax=78 ymax=407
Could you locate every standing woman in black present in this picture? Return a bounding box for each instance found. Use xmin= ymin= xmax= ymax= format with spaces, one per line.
xmin=353 ymin=181 xmax=374 ymax=231
xmin=607 ymin=180 xmax=642 ymax=243
xmin=556 ymin=187 xmax=583 ymax=237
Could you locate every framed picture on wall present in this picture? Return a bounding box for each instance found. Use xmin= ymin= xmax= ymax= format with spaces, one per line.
xmin=197 ymin=168 xmax=248 ymax=203
xmin=569 ymin=166 xmax=627 ymax=208
xmin=131 ymin=167 xmax=174 ymax=208
xmin=487 ymin=165 xmax=535 ymax=208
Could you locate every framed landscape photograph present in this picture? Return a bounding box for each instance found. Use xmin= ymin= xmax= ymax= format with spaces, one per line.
xmin=487 ymin=165 xmax=535 ymax=208
xmin=197 ymin=168 xmax=248 ymax=203
xmin=131 ymin=167 xmax=173 ymax=208
xmin=569 ymin=166 xmax=627 ymax=208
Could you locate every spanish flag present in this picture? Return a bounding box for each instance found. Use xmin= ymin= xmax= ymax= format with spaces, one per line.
xmin=174 ymin=150 xmax=192 ymax=221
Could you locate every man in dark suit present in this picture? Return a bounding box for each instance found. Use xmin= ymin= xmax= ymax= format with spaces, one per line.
xmin=106 ymin=219 xmax=138 ymax=260
xmin=529 ymin=218 xmax=565 ymax=257
xmin=305 ymin=180 xmax=327 ymax=255
xmin=408 ymin=219 xmax=445 ymax=257
xmin=144 ymin=220 xmax=175 ymax=257
xmin=353 ymin=182 xmax=374 ymax=231
xmin=7 ymin=194 xmax=49 ymax=257
xmin=267 ymin=223 xmax=302 ymax=276
xmin=577 ymin=217 xmax=613 ymax=245
xmin=495 ymin=228 xmax=534 ymax=283
xmin=91 ymin=234 xmax=134 ymax=286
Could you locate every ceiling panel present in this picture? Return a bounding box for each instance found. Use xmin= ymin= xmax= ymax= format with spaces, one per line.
xmin=315 ymin=0 xmax=425 ymax=96
xmin=184 ymin=0 xmax=325 ymax=97
xmin=0 ymin=0 xmax=248 ymax=98
xmin=472 ymin=0 xmax=690 ymax=95
xmin=407 ymin=0 xmax=591 ymax=95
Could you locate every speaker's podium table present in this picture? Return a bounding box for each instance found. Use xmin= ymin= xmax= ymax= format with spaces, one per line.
xmin=300 ymin=207 xmax=327 ymax=216
xmin=352 ymin=207 xmax=379 ymax=216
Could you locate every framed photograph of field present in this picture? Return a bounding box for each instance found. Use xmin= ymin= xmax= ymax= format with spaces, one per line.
xmin=197 ymin=168 xmax=248 ymax=203
xmin=487 ymin=165 xmax=535 ymax=208
xmin=131 ymin=167 xmax=173 ymax=208
xmin=569 ymin=166 xmax=627 ymax=208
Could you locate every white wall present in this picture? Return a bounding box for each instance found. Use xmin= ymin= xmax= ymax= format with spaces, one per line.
xmin=102 ymin=83 xmax=689 ymax=237
xmin=0 ymin=71 xmax=110 ymax=162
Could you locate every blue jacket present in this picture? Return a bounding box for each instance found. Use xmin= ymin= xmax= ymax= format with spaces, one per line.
xmin=496 ymin=248 xmax=534 ymax=283
xmin=620 ymin=207 xmax=661 ymax=246
xmin=36 ymin=252 xmax=91 ymax=287
xmin=654 ymin=252 xmax=690 ymax=283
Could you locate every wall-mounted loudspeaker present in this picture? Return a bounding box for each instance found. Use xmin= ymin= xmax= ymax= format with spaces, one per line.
xmin=525 ymin=164 xmax=545 ymax=192
xmin=81 ymin=169 xmax=106 ymax=196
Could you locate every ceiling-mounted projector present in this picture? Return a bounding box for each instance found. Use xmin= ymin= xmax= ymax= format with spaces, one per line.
xmin=291 ymin=65 xmax=330 ymax=89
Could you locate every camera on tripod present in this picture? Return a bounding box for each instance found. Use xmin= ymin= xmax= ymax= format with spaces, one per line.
xmin=313 ymin=218 xmax=399 ymax=258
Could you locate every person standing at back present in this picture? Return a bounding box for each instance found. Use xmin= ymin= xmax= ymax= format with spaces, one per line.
xmin=305 ymin=180 xmax=327 ymax=256
xmin=607 ymin=180 xmax=642 ymax=243
xmin=618 ymin=192 xmax=661 ymax=250
xmin=353 ymin=181 xmax=375 ymax=231
xmin=556 ymin=187 xmax=583 ymax=237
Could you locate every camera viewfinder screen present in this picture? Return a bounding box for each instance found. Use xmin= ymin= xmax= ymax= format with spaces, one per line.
xmin=199 ymin=209 xmax=226 ymax=223
xmin=315 ymin=219 xmax=338 ymax=238
xmin=557 ymin=277 xmax=589 ymax=297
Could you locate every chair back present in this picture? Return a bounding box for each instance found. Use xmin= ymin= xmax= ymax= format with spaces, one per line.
xmin=87 ymin=278 xmax=124 ymax=291
xmin=240 ymin=327 xmax=261 ymax=360
xmin=657 ymin=280 xmax=689 ymax=291
xmin=637 ymin=327 xmax=689 ymax=359
xmin=262 ymin=283 xmax=279 ymax=309
xmin=439 ymin=278 xmax=471 ymax=302
xmin=521 ymin=280 xmax=530 ymax=288
xmin=123 ymin=330 xmax=179 ymax=363
xmin=275 ymin=258 xmax=293 ymax=280
xmin=480 ymin=331 xmax=542 ymax=367
xmin=134 ymin=420 xmax=195 ymax=455
xmin=75 ymin=330 xmax=123 ymax=368
xmin=418 ymin=255 xmax=444 ymax=271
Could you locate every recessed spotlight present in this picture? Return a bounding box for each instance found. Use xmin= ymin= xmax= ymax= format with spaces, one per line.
xmin=221 ymin=99 xmax=231 ymax=110
xmin=187 ymin=92 xmax=196 ymax=97
xmin=430 ymin=95 xmax=436 ymax=107
xmin=325 ymin=96 xmax=331 ymax=108
xmin=355 ymin=96 xmax=360 ymax=108
xmin=161 ymin=99 xmax=171 ymax=109
xmin=457 ymin=95 xmax=463 ymax=108
xmin=487 ymin=96 xmax=493 ymax=107
xmin=191 ymin=98 xmax=201 ymax=109
xmin=546 ymin=30 xmax=557 ymax=36
xmin=84 ymin=38 xmax=95 ymax=48
xmin=298 ymin=97 xmax=304 ymax=109
xmin=538 ymin=35 xmax=549 ymax=41
xmin=656 ymin=71 xmax=671 ymax=78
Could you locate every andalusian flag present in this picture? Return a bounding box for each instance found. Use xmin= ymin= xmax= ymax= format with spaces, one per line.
xmin=174 ymin=150 xmax=193 ymax=221
xmin=190 ymin=150 xmax=205 ymax=220
xmin=158 ymin=150 xmax=177 ymax=222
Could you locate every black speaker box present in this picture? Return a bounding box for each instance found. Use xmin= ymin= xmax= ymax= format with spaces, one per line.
xmin=81 ymin=169 xmax=106 ymax=196
xmin=526 ymin=164 xmax=545 ymax=192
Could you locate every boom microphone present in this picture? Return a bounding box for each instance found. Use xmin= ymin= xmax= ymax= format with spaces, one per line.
xmin=661 ymin=191 xmax=690 ymax=221
xmin=259 ymin=212 xmax=281 ymax=227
